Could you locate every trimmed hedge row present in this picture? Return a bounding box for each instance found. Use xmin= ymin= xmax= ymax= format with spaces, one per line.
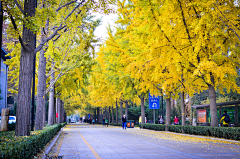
xmin=142 ymin=123 xmax=240 ymax=140
xmin=109 ymin=123 xmax=122 ymax=126
xmin=0 ymin=122 xmax=67 ymax=158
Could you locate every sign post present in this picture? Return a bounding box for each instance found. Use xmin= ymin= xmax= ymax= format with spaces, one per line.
xmin=149 ymin=93 xmax=160 ymax=124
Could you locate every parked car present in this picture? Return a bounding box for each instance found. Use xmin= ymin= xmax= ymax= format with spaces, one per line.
xmin=71 ymin=118 xmax=76 ymax=123
xmin=9 ymin=116 xmax=16 ymax=124
xmin=0 ymin=116 xmax=16 ymax=124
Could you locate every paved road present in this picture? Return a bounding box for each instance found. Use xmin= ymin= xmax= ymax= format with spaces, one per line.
xmin=49 ymin=123 xmax=240 ymax=159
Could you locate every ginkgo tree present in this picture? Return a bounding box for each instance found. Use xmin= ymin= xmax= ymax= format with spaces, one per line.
xmin=92 ymin=0 xmax=240 ymax=128
xmin=114 ymin=0 xmax=240 ymax=127
xmin=4 ymin=0 xmax=116 ymax=135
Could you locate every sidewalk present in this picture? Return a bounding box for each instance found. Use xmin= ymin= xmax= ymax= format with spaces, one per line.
xmin=46 ymin=123 xmax=240 ymax=159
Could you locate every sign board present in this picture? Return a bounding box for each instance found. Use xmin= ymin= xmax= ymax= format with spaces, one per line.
xmin=149 ymin=93 xmax=160 ymax=109
xmin=197 ymin=110 xmax=206 ymax=123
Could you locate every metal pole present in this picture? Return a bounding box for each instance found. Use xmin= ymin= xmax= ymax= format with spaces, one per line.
xmin=162 ymin=96 xmax=164 ymax=117
xmin=31 ymin=0 xmax=37 ymax=131
xmin=153 ymin=109 xmax=155 ymax=124
xmin=0 ymin=1 xmax=4 ymax=78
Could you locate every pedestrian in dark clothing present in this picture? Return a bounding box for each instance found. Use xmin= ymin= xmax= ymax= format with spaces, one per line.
xmin=220 ymin=110 xmax=230 ymax=127
xmin=103 ymin=118 xmax=105 ymax=126
xmin=122 ymin=114 xmax=127 ymax=129
xmin=159 ymin=116 xmax=164 ymax=124
xmin=105 ymin=118 xmax=109 ymax=127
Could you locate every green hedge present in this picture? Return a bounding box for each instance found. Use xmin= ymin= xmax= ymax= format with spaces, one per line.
xmin=0 ymin=122 xmax=66 ymax=158
xmin=141 ymin=123 xmax=240 ymax=140
xmin=109 ymin=123 xmax=122 ymax=126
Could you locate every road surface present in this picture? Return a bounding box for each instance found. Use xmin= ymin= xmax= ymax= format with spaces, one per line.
xmin=48 ymin=123 xmax=240 ymax=159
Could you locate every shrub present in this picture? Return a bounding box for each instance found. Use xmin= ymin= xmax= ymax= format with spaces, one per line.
xmin=109 ymin=123 xmax=121 ymax=126
xmin=142 ymin=123 xmax=166 ymax=131
xmin=168 ymin=125 xmax=182 ymax=133
xmin=141 ymin=123 xmax=240 ymax=140
xmin=0 ymin=122 xmax=66 ymax=158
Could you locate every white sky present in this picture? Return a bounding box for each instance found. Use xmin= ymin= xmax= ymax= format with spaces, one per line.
xmin=92 ymin=12 xmax=118 ymax=52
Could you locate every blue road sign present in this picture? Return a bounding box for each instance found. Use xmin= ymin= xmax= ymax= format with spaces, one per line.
xmin=149 ymin=93 xmax=160 ymax=109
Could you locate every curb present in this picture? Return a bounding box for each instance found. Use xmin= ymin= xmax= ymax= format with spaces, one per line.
xmin=42 ymin=125 xmax=66 ymax=159
xmin=139 ymin=128 xmax=240 ymax=143
xmin=164 ymin=131 xmax=240 ymax=143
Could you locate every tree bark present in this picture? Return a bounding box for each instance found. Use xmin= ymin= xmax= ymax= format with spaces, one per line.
xmin=1 ymin=108 xmax=10 ymax=131
xmin=166 ymin=98 xmax=171 ymax=130
xmin=120 ymin=101 xmax=123 ymax=118
xmin=125 ymin=101 xmax=128 ymax=120
xmin=53 ymin=97 xmax=56 ymax=124
xmin=209 ymin=85 xmax=218 ymax=127
xmin=181 ymin=92 xmax=186 ymax=133
xmin=15 ymin=0 xmax=36 ymax=137
xmin=141 ymin=97 xmax=145 ymax=125
xmin=108 ymin=106 xmax=111 ymax=123
xmin=111 ymin=106 xmax=114 ymax=123
xmin=57 ymin=98 xmax=61 ymax=124
xmin=42 ymin=95 xmax=46 ymax=127
xmin=60 ymin=100 xmax=64 ymax=123
xmin=48 ymin=62 xmax=55 ymax=125
xmin=181 ymin=92 xmax=186 ymax=126
xmin=116 ymin=100 xmax=118 ymax=124
xmin=105 ymin=107 xmax=107 ymax=120
xmin=97 ymin=107 xmax=100 ymax=124
xmin=35 ymin=29 xmax=47 ymax=130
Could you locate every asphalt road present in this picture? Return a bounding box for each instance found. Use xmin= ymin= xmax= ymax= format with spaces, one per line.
xmin=48 ymin=123 xmax=240 ymax=159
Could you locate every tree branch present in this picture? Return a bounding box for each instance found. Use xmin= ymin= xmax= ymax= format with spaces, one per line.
xmin=34 ymin=24 xmax=67 ymax=53
xmin=9 ymin=15 xmax=29 ymax=51
xmin=56 ymin=0 xmax=77 ymax=12
xmin=13 ymin=0 xmax=25 ymax=15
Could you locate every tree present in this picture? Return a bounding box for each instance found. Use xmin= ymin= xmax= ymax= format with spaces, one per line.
xmin=4 ymin=0 xmax=115 ymax=135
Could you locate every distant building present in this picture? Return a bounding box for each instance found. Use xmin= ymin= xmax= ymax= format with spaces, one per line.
xmin=0 ymin=48 xmax=11 ymax=113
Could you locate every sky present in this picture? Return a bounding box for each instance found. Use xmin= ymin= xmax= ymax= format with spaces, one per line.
xmin=92 ymin=12 xmax=118 ymax=52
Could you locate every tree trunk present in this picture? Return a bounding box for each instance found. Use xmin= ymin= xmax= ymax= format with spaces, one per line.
xmin=97 ymin=107 xmax=100 ymax=124
xmin=209 ymin=85 xmax=218 ymax=127
xmin=100 ymin=108 xmax=103 ymax=123
xmin=120 ymin=101 xmax=123 ymax=118
xmin=166 ymin=98 xmax=171 ymax=130
xmin=105 ymin=107 xmax=107 ymax=120
xmin=15 ymin=0 xmax=35 ymax=137
xmin=141 ymin=97 xmax=145 ymax=125
xmin=125 ymin=101 xmax=128 ymax=120
xmin=48 ymin=62 xmax=55 ymax=125
xmin=181 ymin=92 xmax=186 ymax=126
xmin=35 ymin=29 xmax=47 ymax=130
xmin=42 ymin=95 xmax=46 ymax=127
xmin=61 ymin=100 xmax=64 ymax=123
xmin=57 ymin=98 xmax=61 ymax=124
xmin=53 ymin=97 xmax=56 ymax=124
xmin=116 ymin=100 xmax=118 ymax=124
xmin=108 ymin=106 xmax=111 ymax=123
xmin=1 ymin=108 xmax=10 ymax=131
xmin=111 ymin=106 xmax=114 ymax=123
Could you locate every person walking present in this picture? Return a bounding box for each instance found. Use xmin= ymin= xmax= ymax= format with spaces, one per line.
xmin=174 ymin=116 xmax=179 ymax=125
xmin=122 ymin=114 xmax=127 ymax=129
xmin=103 ymin=118 xmax=105 ymax=126
xmin=159 ymin=116 xmax=164 ymax=124
xmin=92 ymin=119 xmax=95 ymax=125
xmin=139 ymin=116 xmax=142 ymax=125
xmin=220 ymin=110 xmax=230 ymax=127
xmin=105 ymin=118 xmax=109 ymax=127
